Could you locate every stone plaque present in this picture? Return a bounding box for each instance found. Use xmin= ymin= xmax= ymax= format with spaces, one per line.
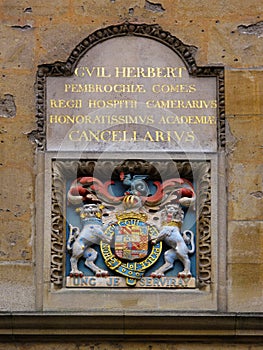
xmin=45 ymin=37 xmax=218 ymax=153
xmin=37 ymin=24 xmax=224 ymax=301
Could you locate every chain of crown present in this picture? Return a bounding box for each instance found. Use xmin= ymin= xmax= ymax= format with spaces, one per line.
xmin=116 ymin=212 xmax=148 ymax=222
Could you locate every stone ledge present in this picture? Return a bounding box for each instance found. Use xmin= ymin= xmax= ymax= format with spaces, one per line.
xmin=0 ymin=313 xmax=262 ymax=342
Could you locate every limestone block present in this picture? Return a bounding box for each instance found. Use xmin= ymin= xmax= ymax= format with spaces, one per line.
xmin=0 ymin=127 xmax=34 ymax=165
xmin=37 ymin=22 xmax=100 ymax=63
xmin=1 ymin=0 xmax=69 ymax=17
xmin=0 ymin=24 xmax=35 ymax=70
xmin=154 ymin=19 xmax=209 ymax=66
xmin=0 ymin=264 xmax=35 ymax=311
xmin=228 ymin=163 xmax=263 ymax=220
xmin=228 ymin=221 xmax=263 ymax=264
xmin=0 ymin=165 xmax=33 ymax=220
xmin=0 ymin=216 xmax=32 ymax=261
xmin=228 ymin=263 xmax=263 ymax=312
xmin=174 ymin=0 xmax=261 ymax=19
xmin=0 ymin=163 xmax=33 ymax=262
xmin=73 ymin=0 xmax=142 ymax=18
xmin=228 ymin=163 xmax=263 ymax=221
xmin=0 ymin=71 xmax=36 ymax=117
xmin=226 ymin=115 xmax=263 ymax=164
xmin=225 ymin=70 xmax=263 ymax=115
xmin=207 ymin=21 xmax=263 ymax=68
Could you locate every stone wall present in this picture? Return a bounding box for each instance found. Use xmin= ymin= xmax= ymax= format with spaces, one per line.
xmin=0 ymin=0 xmax=262 ymax=347
xmin=0 ymin=343 xmax=263 ymax=350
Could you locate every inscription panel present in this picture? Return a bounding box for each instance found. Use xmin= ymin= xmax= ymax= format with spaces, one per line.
xmin=46 ymin=37 xmax=217 ymax=152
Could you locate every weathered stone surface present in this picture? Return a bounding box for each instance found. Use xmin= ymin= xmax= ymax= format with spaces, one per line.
xmin=0 ymin=166 xmax=33 ymax=215
xmin=0 ymin=217 xmax=32 ymax=261
xmin=228 ymin=221 xmax=263 ymax=264
xmin=0 ymin=71 xmax=36 ymax=117
xmin=228 ymin=263 xmax=263 ymax=312
xmin=0 ymin=24 xmax=35 ymax=70
xmin=238 ymin=21 xmax=263 ymax=37
xmin=0 ymin=264 xmax=35 ymax=311
xmin=1 ymin=0 xmax=70 ymax=17
xmin=174 ymin=0 xmax=261 ymax=19
xmin=225 ymin=70 xmax=263 ymax=115
xmin=228 ymin=163 xmax=263 ymax=221
xmin=0 ymin=342 xmax=263 ymax=350
xmin=0 ymin=126 xmax=35 ymax=164
xmin=0 ymin=164 xmax=33 ymax=261
xmin=37 ymin=22 xmax=86 ymax=63
xmin=226 ymin=115 xmax=263 ymax=163
xmin=208 ymin=21 xmax=263 ymax=67
xmin=73 ymin=0 xmax=131 ymax=17
xmin=0 ymin=94 xmax=16 ymax=118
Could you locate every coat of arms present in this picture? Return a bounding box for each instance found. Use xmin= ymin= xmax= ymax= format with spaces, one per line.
xmin=114 ymin=218 xmax=148 ymax=261
xmin=66 ymin=161 xmax=196 ymax=288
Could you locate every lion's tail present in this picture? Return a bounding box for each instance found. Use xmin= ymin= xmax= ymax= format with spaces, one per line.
xmin=67 ymin=224 xmax=80 ymax=251
xmin=182 ymin=230 xmax=195 ymax=254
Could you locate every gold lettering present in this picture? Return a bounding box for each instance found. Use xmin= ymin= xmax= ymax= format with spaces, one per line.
xmin=132 ymin=131 xmax=137 ymax=141
xmin=74 ymin=66 xmax=111 ymax=78
xmin=155 ymin=130 xmax=166 ymax=142
xmin=152 ymin=84 xmax=196 ymax=93
xmin=173 ymin=131 xmax=185 ymax=142
xmin=211 ymin=100 xmax=217 ymax=108
xmin=114 ymin=66 xmax=186 ymax=78
xmin=87 ymin=99 xmax=138 ymax=109
xmin=185 ymin=131 xmax=195 ymax=142
xmin=88 ymin=130 xmax=99 ymax=141
xmin=49 ymin=115 xmax=57 ymax=123
xmin=49 ymin=114 xmax=155 ymax=125
xmin=208 ymin=116 xmax=216 ymax=124
xmin=68 ymin=130 xmax=130 ymax=142
xmin=158 ymin=115 xmax=216 ymax=125
xmin=158 ymin=116 xmax=166 ymax=124
xmin=49 ymin=99 xmax=82 ymax=109
xmin=69 ymin=130 xmax=80 ymax=141
xmin=100 ymin=130 xmax=111 ymax=141
xmin=115 ymin=66 xmax=135 ymax=78
xmin=146 ymin=100 xmax=217 ymax=109
xmin=143 ymin=131 xmax=154 ymax=142
xmin=64 ymin=84 xmax=145 ymax=94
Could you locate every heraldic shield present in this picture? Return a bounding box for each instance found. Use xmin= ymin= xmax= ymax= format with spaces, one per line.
xmin=114 ymin=221 xmax=148 ymax=261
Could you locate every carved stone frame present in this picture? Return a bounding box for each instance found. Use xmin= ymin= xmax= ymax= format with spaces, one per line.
xmin=39 ymin=152 xmax=219 ymax=311
xmin=50 ymin=159 xmax=212 ymax=290
xmin=35 ymin=23 xmax=225 ymax=311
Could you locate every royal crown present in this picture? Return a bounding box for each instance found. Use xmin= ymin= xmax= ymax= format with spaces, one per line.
xmin=116 ymin=211 xmax=148 ymax=223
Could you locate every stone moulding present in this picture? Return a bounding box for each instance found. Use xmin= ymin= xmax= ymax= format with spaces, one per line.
xmin=0 ymin=313 xmax=262 ymax=342
xmin=51 ymin=159 xmax=212 ymax=290
xmin=35 ymin=22 xmax=225 ymax=151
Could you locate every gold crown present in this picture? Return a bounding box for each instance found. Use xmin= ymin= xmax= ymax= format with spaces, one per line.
xmin=116 ymin=211 xmax=148 ymax=222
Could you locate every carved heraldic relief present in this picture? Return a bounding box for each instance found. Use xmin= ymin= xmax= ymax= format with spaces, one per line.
xmin=51 ymin=160 xmax=212 ymax=289
xmin=36 ymin=23 xmax=223 ymax=292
